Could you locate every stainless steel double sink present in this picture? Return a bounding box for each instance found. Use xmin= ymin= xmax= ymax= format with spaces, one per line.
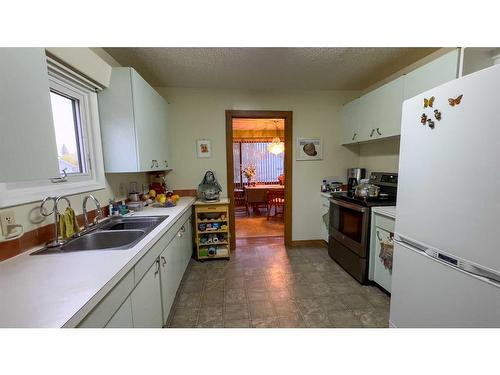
xmin=31 ymin=216 xmax=168 ymax=255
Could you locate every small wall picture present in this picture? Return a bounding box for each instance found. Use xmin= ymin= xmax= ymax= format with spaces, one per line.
xmin=296 ymin=137 xmax=323 ymax=161
xmin=197 ymin=139 xmax=212 ymax=158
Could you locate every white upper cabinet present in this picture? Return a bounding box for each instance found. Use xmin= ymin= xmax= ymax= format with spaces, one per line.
xmin=98 ymin=67 xmax=170 ymax=173
xmin=340 ymin=49 xmax=460 ymax=145
xmin=0 ymin=48 xmax=59 ymax=182
xmin=403 ymin=49 xmax=460 ymax=100
xmin=369 ymin=76 xmax=405 ymax=139
xmin=340 ymin=98 xmax=361 ymax=144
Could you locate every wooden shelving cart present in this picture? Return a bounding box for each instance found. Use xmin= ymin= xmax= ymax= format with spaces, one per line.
xmin=193 ymin=198 xmax=230 ymax=261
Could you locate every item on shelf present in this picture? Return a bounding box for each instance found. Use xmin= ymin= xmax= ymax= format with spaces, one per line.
xmin=216 ymin=246 xmax=229 ymax=257
xmin=208 ymin=246 xmax=216 ymax=256
xmin=198 ymin=223 xmax=207 ymax=231
xmin=220 ymin=224 xmax=228 ymax=231
xmin=217 ymin=234 xmax=225 ymax=242
xmin=199 ymin=249 xmax=209 ymax=257
xmin=197 ymin=171 xmax=222 ymax=202
xmin=200 ymin=235 xmax=209 ymax=244
xmin=219 ymin=214 xmax=226 ymax=220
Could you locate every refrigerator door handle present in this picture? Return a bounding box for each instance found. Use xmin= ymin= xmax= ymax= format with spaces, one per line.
xmin=396 ymin=237 xmax=500 ymax=286
xmin=426 ymin=248 xmax=500 ymax=286
xmin=394 ymin=234 xmax=428 ymax=252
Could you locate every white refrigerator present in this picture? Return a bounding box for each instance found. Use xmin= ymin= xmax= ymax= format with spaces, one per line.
xmin=389 ymin=64 xmax=500 ymax=328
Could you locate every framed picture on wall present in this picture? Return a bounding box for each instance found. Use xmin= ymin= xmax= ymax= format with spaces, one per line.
xmin=197 ymin=139 xmax=212 ymax=158
xmin=296 ymin=137 xmax=323 ymax=161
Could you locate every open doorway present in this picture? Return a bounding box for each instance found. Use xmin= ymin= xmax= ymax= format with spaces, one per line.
xmin=225 ymin=110 xmax=293 ymax=249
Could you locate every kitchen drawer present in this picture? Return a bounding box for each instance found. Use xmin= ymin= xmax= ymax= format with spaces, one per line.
xmin=133 ymin=210 xmax=191 ymax=284
xmin=374 ymin=214 xmax=395 ymax=233
xmin=77 ymin=269 xmax=134 ymax=328
xmin=195 ymin=204 xmax=228 ymax=213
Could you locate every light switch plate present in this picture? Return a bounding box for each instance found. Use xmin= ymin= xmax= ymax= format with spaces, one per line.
xmin=0 ymin=210 xmax=16 ymax=236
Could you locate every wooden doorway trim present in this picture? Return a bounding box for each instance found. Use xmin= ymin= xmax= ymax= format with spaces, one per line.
xmin=225 ymin=110 xmax=293 ymax=249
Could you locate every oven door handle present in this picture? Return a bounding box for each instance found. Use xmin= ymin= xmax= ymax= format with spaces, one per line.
xmin=330 ymin=198 xmax=370 ymax=213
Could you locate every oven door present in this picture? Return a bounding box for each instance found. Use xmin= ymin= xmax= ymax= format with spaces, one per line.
xmin=329 ymin=198 xmax=370 ymax=257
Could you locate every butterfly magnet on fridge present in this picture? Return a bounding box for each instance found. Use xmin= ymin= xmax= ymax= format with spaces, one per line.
xmin=448 ymin=94 xmax=463 ymax=107
xmin=424 ymin=96 xmax=435 ymax=108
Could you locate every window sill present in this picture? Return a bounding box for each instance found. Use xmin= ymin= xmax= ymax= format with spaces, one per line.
xmin=0 ymin=179 xmax=106 ymax=208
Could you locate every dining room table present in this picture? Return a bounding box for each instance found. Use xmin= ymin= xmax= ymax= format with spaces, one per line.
xmin=244 ymin=184 xmax=285 ymax=215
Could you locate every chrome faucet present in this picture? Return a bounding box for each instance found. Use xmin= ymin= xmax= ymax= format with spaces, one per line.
xmin=83 ymin=194 xmax=103 ymax=229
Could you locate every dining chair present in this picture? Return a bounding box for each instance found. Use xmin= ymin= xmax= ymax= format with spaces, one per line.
xmin=267 ymin=189 xmax=285 ymax=220
xmin=234 ymin=188 xmax=249 ymax=216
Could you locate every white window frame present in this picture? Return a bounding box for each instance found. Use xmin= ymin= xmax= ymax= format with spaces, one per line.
xmin=0 ymin=59 xmax=106 ymax=207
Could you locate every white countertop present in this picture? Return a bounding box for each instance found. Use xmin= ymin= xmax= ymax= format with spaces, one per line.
xmin=372 ymin=206 xmax=397 ymax=219
xmin=0 ymin=197 xmax=195 ymax=328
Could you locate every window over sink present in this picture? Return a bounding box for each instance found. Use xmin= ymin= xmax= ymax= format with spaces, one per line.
xmin=0 ymin=54 xmax=106 ymax=208
xmin=50 ymin=89 xmax=87 ymax=175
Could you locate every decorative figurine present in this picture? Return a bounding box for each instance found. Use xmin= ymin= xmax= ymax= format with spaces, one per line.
xmin=434 ymin=109 xmax=442 ymax=121
xmin=197 ymin=170 xmax=222 ymax=202
xmin=421 ymin=113 xmax=427 ymax=125
xmin=427 ymin=119 xmax=435 ymax=129
xmin=448 ymin=94 xmax=463 ymax=107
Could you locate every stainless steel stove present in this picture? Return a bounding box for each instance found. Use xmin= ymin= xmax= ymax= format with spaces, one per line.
xmin=328 ymin=172 xmax=398 ymax=284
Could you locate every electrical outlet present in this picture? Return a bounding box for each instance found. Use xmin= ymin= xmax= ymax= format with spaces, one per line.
xmin=0 ymin=210 xmax=16 ymax=236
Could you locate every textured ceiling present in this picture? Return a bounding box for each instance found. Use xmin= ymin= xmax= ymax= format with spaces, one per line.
xmin=104 ymin=47 xmax=438 ymax=90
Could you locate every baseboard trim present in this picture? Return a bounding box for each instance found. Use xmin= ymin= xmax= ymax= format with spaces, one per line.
xmin=290 ymin=239 xmax=327 ymax=247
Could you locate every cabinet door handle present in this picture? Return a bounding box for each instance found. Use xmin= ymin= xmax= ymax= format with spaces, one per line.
xmin=161 ymin=256 xmax=166 ymax=266
xmin=376 ymin=128 xmax=382 ymax=136
xmin=352 ymin=133 xmax=357 ymax=141
xmin=177 ymin=230 xmax=183 ymax=237
xmin=370 ymin=129 xmax=375 ymax=137
xmin=154 ymin=259 xmax=160 ymax=276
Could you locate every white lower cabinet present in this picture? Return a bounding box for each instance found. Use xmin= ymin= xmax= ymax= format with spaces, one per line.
xmin=106 ymin=297 xmax=134 ymax=328
xmin=130 ymin=259 xmax=163 ymax=328
xmin=159 ymin=240 xmax=178 ymax=325
xmin=369 ymin=211 xmax=396 ymax=293
xmin=159 ymin=217 xmax=193 ymax=325
xmin=79 ymin=213 xmax=193 ymax=328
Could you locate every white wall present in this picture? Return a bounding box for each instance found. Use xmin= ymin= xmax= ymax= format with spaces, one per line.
xmin=358 ymin=137 xmax=401 ymax=177
xmin=156 ymin=87 xmax=360 ymax=241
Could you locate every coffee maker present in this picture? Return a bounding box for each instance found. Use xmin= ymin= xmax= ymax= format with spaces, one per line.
xmin=347 ymin=168 xmax=366 ymax=195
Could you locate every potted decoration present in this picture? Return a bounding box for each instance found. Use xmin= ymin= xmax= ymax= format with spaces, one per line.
xmin=242 ymin=164 xmax=257 ymax=186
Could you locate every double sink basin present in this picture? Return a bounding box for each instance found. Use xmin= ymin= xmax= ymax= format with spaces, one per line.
xmin=31 ymin=216 xmax=168 ymax=255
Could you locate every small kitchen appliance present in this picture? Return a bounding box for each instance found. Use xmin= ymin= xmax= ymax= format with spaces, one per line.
xmin=347 ymin=168 xmax=366 ymax=194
